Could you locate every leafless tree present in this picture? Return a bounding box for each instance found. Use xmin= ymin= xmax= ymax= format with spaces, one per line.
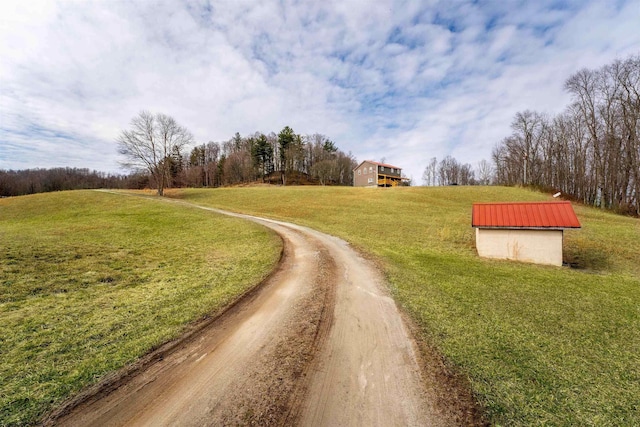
xmin=438 ymin=156 xmax=460 ymax=185
xmin=458 ymin=163 xmax=475 ymax=185
xmin=494 ymin=54 xmax=640 ymax=215
xmin=117 ymin=111 xmax=193 ymax=196
xmin=311 ymin=160 xmax=334 ymax=185
xmin=476 ymin=159 xmax=494 ymax=185
xmin=422 ymin=157 xmax=438 ymax=186
xmin=507 ymin=110 xmax=546 ymax=185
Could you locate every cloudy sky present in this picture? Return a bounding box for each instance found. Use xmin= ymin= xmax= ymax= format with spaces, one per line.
xmin=1 ymin=0 xmax=639 ymax=181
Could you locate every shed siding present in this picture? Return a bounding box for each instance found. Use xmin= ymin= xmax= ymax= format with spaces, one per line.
xmin=475 ymin=228 xmax=564 ymax=266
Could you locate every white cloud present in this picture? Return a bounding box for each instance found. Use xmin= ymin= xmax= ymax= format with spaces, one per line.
xmin=0 ymin=0 xmax=638 ymax=181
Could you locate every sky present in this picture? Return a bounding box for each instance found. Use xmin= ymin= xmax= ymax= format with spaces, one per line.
xmin=1 ymin=0 xmax=639 ymax=182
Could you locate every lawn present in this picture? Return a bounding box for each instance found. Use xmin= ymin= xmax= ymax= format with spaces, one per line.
xmin=0 ymin=190 xmax=281 ymax=426
xmin=171 ymin=185 xmax=640 ymax=426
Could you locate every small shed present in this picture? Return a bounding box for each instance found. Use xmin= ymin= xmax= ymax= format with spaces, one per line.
xmin=471 ymin=201 xmax=581 ymax=266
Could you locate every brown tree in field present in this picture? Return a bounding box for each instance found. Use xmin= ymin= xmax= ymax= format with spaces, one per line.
xmin=117 ymin=111 xmax=193 ymax=196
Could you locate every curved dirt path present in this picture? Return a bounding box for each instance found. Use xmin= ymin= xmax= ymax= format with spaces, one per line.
xmin=49 ymin=203 xmax=440 ymax=426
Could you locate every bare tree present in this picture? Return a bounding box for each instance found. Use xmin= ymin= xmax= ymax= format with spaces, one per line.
xmin=493 ymin=54 xmax=640 ymax=214
xmin=510 ymin=110 xmax=545 ymax=185
xmin=458 ymin=163 xmax=475 ymax=185
xmin=117 ymin=111 xmax=193 ymax=196
xmin=438 ymin=156 xmax=460 ymax=185
xmin=422 ymin=157 xmax=438 ymax=186
xmin=311 ymin=160 xmax=334 ymax=185
xmin=476 ymin=159 xmax=494 ymax=185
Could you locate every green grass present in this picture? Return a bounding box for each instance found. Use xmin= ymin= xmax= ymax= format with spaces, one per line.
xmin=171 ymin=186 xmax=640 ymax=426
xmin=0 ymin=190 xmax=281 ymax=426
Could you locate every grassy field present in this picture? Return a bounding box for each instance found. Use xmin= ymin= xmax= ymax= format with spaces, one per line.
xmin=0 ymin=190 xmax=281 ymax=426
xmin=171 ymin=186 xmax=640 ymax=426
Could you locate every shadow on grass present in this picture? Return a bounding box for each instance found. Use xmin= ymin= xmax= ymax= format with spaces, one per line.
xmin=564 ymin=244 xmax=610 ymax=271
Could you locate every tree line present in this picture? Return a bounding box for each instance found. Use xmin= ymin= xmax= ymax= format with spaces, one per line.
xmin=1 ymin=115 xmax=356 ymax=198
xmin=421 ymin=156 xmax=494 ymax=186
xmin=421 ymin=54 xmax=639 ymax=216
xmin=118 ymin=111 xmax=357 ymax=195
xmin=182 ymin=128 xmax=357 ymax=188
xmin=0 ymin=168 xmax=146 ymax=198
xmin=492 ymin=54 xmax=640 ymax=215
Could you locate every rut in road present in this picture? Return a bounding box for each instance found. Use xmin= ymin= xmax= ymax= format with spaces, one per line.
xmin=48 ymin=203 xmax=444 ymax=426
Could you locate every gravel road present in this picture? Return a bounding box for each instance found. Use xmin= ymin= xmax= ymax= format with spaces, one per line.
xmin=48 ymin=204 xmax=445 ymax=426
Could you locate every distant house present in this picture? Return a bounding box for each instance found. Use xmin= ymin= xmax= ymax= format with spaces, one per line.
xmin=353 ymin=160 xmax=407 ymax=187
xmin=472 ymin=201 xmax=581 ymax=266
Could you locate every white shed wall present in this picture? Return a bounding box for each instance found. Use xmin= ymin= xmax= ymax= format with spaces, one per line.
xmin=475 ymin=228 xmax=564 ymax=266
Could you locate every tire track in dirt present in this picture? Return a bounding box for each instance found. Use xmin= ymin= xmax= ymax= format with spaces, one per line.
xmin=46 ymin=200 xmax=446 ymax=426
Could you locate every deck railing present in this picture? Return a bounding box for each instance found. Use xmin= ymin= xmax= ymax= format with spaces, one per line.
xmin=377 ymin=178 xmax=399 ymax=186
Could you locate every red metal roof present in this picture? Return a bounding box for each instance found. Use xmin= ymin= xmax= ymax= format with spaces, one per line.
xmin=472 ymin=201 xmax=581 ymax=229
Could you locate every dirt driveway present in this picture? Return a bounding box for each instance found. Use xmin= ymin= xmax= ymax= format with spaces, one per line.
xmin=46 ymin=203 xmax=466 ymax=426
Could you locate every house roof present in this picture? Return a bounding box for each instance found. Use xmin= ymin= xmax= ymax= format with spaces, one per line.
xmin=472 ymin=201 xmax=581 ymax=229
xmin=353 ymin=160 xmax=402 ymax=171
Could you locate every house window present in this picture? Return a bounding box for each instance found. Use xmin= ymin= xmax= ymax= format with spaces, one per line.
xmin=369 ymin=166 xmax=373 ymax=172
xmin=391 ymin=168 xmax=395 ymax=173
xmin=358 ymin=169 xmax=361 ymax=175
xmin=380 ymin=166 xmax=384 ymax=171
xmin=363 ymin=168 xmax=367 ymax=174
xmin=368 ymin=177 xmax=373 ymax=183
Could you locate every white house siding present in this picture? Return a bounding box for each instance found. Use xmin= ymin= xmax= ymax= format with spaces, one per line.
xmin=475 ymin=228 xmax=564 ymax=266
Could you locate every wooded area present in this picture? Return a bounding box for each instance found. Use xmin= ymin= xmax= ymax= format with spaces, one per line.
xmin=421 ymin=156 xmax=487 ymax=186
xmin=0 ymin=168 xmax=145 ymax=198
xmin=176 ymin=128 xmax=357 ymax=189
xmin=116 ymin=112 xmax=357 ymax=195
xmin=1 ymin=124 xmax=357 ymax=197
xmin=492 ymin=55 xmax=640 ymax=215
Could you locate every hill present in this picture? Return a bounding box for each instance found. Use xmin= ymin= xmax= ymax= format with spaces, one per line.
xmin=171 ymin=185 xmax=640 ymax=426
xmin=2 ymin=186 xmax=639 ymax=425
